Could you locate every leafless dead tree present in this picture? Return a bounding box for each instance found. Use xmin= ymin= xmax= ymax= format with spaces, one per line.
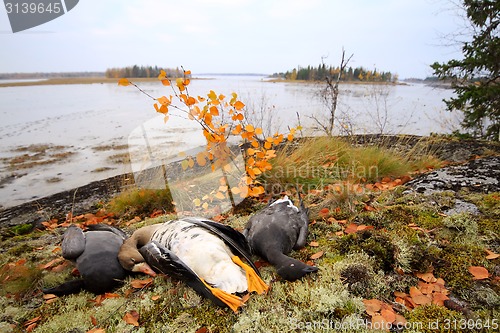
xmin=310 ymin=48 xmax=354 ymax=136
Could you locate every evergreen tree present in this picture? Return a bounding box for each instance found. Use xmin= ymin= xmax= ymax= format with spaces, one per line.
xmin=431 ymin=0 xmax=499 ymax=140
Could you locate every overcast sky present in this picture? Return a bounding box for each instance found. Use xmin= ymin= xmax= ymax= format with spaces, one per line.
xmin=1 ymin=0 xmax=466 ymax=78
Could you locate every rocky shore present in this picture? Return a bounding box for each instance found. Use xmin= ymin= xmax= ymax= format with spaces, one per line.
xmin=1 ymin=135 xmax=499 ymax=229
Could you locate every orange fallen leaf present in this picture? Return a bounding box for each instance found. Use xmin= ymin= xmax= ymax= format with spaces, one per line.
xmin=485 ymin=249 xmax=500 ymax=260
xmin=196 ymin=327 xmax=208 ymax=333
xmin=23 ymin=316 xmax=41 ymax=332
xmin=39 ymin=258 xmax=64 ymax=270
xmin=416 ymin=272 xmax=437 ymax=283
xmin=381 ymin=308 xmax=396 ymax=323
xmin=404 ymin=296 xmax=417 ymax=309
xmin=319 ymin=207 xmax=330 ymax=217
xmin=432 ymin=292 xmax=450 ymax=306
xmin=43 ymin=293 xmax=58 ymax=304
xmin=310 ymin=251 xmax=324 ymax=260
xmin=409 ymin=286 xmax=423 ymax=298
xmin=151 ymin=295 xmax=161 ymax=301
xmin=395 ymin=296 xmax=406 ymax=305
xmin=363 ymin=299 xmax=382 ymax=316
xmin=123 ymin=310 xmax=140 ymax=327
xmin=394 ymin=314 xmax=407 ymax=326
xmin=344 ymin=223 xmax=358 ymax=234
xmin=468 ymin=266 xmax=489 ymax=280
xmin=418 ymin=282 xmax=434 ymax=295
xmin=363 ymin=204 xmax=376 ymax=211
xmin=130 ymin=278 xmax=153 ymax=289
xmin=371 ymin=315 xmax=390 ymax=331
xmin=309 ymin=241 xmax=319 ymax=247
xmin=413 ymin=294 xmax=432 ymax=305
xmin=51 ymin=261 xmax=70 ymax=272
xmin=357 ymin=224 xmax=374 ymax=231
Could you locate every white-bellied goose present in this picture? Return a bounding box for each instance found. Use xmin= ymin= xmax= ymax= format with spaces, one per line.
xmin=118 ymin=217 xmax=268 ymax=312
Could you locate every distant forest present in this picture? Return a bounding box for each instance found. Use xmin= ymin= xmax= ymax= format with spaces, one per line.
xmin=273 ymin=65 xmax=398 ymax=82
xmin=105 ymin=65 xmax=184 ymax=78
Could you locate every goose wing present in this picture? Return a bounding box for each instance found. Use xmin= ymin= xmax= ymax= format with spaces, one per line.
xmin=86 ymin=224 xmax=128 ymax=240
xmin=139 ymin=241 xmax=226 ymax=308
xmin=181 ymin=217 xmax=260 ymax=276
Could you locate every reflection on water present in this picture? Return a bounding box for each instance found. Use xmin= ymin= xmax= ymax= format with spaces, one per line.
xmin=0 ymin=76 xmax=457 ymax=208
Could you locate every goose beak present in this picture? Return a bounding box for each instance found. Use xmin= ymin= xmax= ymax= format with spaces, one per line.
xmin=133 ymin=262 xmax=157 ymax=277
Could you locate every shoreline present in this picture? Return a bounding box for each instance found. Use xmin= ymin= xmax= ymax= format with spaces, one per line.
xmin=0 ymin=76 xmax=411 ymax=88
xmin=2 ymin=134 xmax=499 ymax=228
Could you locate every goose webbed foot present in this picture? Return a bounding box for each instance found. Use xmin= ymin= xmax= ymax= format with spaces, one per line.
xmin=231 ymin=256 xmax=269 ymax=295
xmin=200 ymin=278 xmax=244 ymax=313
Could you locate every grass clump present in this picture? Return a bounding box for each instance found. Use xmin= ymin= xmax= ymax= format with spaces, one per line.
xmin=264 ymin=136 xmax=441 ymax=189
xmin=107 ymin=188 xmax=174 ymax=217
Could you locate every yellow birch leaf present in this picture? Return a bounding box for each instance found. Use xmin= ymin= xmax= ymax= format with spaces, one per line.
xmin=245 ymin=124 xmax=255 ymax=132
xmin=215 ymin=192 xmax=225 ymax=200
xmin=158 ymin=70 xmax=166 ymax=80
xmin=161 ymin=79 xmax=170 ymax=86
xmin=188 ymin=158 xmax=195 ymax=168
xmin=196 ymin=152 xmax=207 ymax=166
xmin=255 ymin=127 xmax=263 ymax=135
xmin=181 ymin=159 xmax=189 ymax=170
xmin=202 ymin=202 xmax=209 ymax=209
xmin=208 ymin=90 xmax=217 ymax=100
xmin=209 ymin=106 xmax=219 ymax=116
xmin=157 ymin=96 xmax=171 ymax=106
xmin=118 ymin=78 xmax=130 ymax=86
xmin=193 ymin=198 xmax=201 ymax=207
xmin=234 ymin=100 xmax=245 ymax=110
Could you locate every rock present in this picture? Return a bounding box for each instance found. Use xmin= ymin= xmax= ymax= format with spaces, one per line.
xmin=406 ymin=156 xmax=500 ymax=194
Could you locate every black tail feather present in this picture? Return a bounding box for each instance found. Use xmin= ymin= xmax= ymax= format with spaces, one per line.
xmin=42 ymin=279 xmax=86 ymax=296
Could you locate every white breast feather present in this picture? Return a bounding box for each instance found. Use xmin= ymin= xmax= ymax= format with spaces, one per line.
xmin=151 ymin=220 xmax=247 ymax=294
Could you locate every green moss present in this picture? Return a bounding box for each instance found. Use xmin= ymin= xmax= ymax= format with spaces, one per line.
xmin=9 ymin=224 xmax=33 ymax=236
xmin=465 ymin=192 xmax=500 ymax=219
xmin=407 ymin=304 xmax=463 ymax=333
xmin=434 ymin=243 xmax=489 ymax=295
xmin=335 ymin=230 xmax=396 ymax=272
